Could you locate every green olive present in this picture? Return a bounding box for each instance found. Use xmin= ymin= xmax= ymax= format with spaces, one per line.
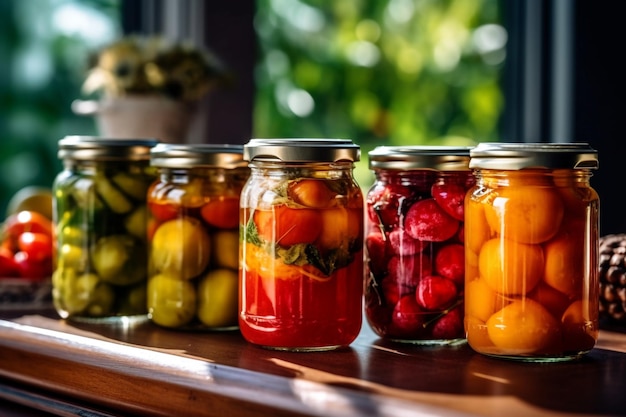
xmin=197 ymin=268 xmax=239 ymax=328
xmin=58 ymin=244 xmax=89 ymax=272
xmin=117 ymin=282 xmax=148 ymax=315
xmin=91 ymin=235 xmax=146 ymax=286
xmin=147 ymin=273 xmax=197 ymax=327
xmin=60 ymin=225 xmax=86 ymax=246
xmin=85 ymin=282 xmax=115 ymax=317
xmin=58 ymin=272 xmax=99 ymax=314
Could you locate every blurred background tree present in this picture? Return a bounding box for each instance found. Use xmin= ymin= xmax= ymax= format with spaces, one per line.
xmin=0 ymin=0 xmax=120 ymax=216
xmin=0 ymin=0 xmax=504 ymax=214
xmin=253 ymin=0 xmax=504 ymax=185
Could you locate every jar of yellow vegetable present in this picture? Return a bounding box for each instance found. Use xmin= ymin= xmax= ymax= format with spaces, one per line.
xmin=52 ymin=136 xmax=158 ymax=322
xmin=146 ymin=143 xmax=249 ymax=330
xmin=465 ymin=142 xmax=599 ymax=362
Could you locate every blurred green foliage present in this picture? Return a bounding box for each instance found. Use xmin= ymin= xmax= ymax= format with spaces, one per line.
xmin=253 ymin=0 xmax=504 ymax=186
xmin=0 ymin=0 xmax=504 ymax=215
xmin=0 ymin=0 xmax=120 ymax=216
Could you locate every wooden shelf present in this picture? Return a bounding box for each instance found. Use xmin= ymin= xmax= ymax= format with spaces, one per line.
xmin=0 ymin=311 xmax=625 ymax=417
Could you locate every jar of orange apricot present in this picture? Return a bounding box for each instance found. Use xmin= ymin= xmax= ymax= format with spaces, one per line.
xmin=365 ymin=146 xmax=474 ymax=345
xmin=465 ymin=142 xmax=599 ymax=362
xmin=146 ymin=144 xmax=249 ymax=330
xmin=240 ymin=138 xmax=364 ymax=351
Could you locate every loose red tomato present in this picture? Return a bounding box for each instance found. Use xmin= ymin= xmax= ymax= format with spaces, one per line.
xmin=200 ymin=196 xmax=240 ymax=229
xmin=13 ymin=251 xmax=51 ymax=279
xmin=17 ymin=232 xmax=53 ymax=262
xmin=3 ymin=210 xmax=53 ymax=240
xmin=254 ymin=205 xmax=322 ymax=246
xmin=148 ymin=201 xmax=179 ymax=222
xmin=0 ymin=247 xmax=20 ymax=277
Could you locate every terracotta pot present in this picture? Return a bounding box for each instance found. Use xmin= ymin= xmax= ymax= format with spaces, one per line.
xmin=72 ymin=96 xmax=197 ymax=143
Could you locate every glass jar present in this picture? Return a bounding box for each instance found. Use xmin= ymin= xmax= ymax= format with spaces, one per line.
xmin=239 ymin=138 xmax=364 ymax=351
xmin=465 ymin=142 xmax=599 ymax=362
xmin=364 ymin=146 xmax=474 ymax=344
xmin=52 ymin=136 xmax=158 ymax=322
xmin=146 ymin=144 xmax=249 ymax=330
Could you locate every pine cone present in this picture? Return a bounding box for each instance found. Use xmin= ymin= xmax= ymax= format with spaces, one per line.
xmin=599 ymin=234 xmax=626 ymax=323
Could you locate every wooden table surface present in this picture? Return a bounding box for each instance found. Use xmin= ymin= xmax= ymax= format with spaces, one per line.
xmin=0 ymin=309 xmax=625 ymax=417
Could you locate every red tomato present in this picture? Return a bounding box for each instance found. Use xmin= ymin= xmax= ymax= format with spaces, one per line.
xmin=13 ymin=251 xmax=51 ymax=279
xmin=17 ymin=232 xmax=53 ymax=262
xmin=200 ymin=196 xmax=240 ymax=229
xmin=3 ymin=211 xmax=53 ymax=239
xmin=148 ymin=201 xmax=179 ymax=222
xmin=0 ymin=247 xmax=20 ymax=277
xmin=254 ymin=205 xmax=322 ymax=246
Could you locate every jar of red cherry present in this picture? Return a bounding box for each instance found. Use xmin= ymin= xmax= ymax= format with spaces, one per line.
xmin=240 ymin=138 xmax=364 ymax=351
xmin=365 ymin=146 xmax=474 ymax=345
xmin=465 ymin=142 xmax=599 ymax=362
xmin=146 ymin=144 xmax=249 ymax=330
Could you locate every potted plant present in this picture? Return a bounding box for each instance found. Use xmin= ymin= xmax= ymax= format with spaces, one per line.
xmin=73 ymin=36 xmax=230 ymax=143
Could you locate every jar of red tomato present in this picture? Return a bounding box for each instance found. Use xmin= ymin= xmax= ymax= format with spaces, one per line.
xmin=365 ymin=146 xmax=474 ymax=344
xmin=240 ymin=138 xmax=363 ymax=351
xmin=146 ymin=144 xmax=249 ymax=330
xmin=53 ymin=136 xmax=158 ymax=322
xmin=465 ymin=142 xmax=599 ymax=362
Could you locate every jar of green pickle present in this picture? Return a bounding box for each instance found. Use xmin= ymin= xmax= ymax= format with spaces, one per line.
xmin=146 ymin=144 xmax=249 ymax=330
xmin=52 ymin=136 xmax=158 ymax=322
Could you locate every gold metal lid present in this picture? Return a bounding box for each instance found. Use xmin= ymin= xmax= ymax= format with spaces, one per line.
xmin=368 ymin=146 xmax=472 ymax=171
xmin=58 ymin=136 xmax=159 ymax=161
xmin=150 ymin=144 xmax=247 ymax=169
xmin=243 ymin=138 xmax=360 ymax=162
xmin=469 ymin=142 xmax=599 ymax=170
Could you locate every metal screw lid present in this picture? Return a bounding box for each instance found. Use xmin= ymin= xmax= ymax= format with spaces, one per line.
xmin=150 ymin=143 xmax=247 ymax=169
xmin=468 ymin=142 xmax=599 ymax=170
xmin=368 ymin=146 xmax=472 ymax=171
xmin=243 ymin=138 xmax=360 ymax=163
xmin=58 ymin=136 xmax=159 ymax=161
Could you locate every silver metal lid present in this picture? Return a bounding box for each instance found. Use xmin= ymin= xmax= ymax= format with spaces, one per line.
xmin=469 ymin=142 xmax=599 ymax=170
xmin=243 ymin=138 xmax=360 ymax=162
xmin=368 ymin=146 xmax=472 ymax=171
xmin=58 ymin=136 xmax=159 ymax=161
xmin=150 ymin=144 xmax=247 ymax=169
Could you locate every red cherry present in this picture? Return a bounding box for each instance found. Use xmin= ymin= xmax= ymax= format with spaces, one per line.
xmin=13 ymin=251 xmax=51 ymax=279
xmin=365 ymin=231 xmax=388 ymax=278
xmin=434 ymin=243 xmax=465 ymax=286
xmin=366 ymin=183 xmax=407 ymax=230
xmin=388 ymin=295 xmax=427 ymax=338
xmin=404 ymin=198 xmax=459 ymax=242
xmin=416 ymin=275 xmax=458 ymax=311
xmin=430 ymin=305 xmax=464 ymax=339
xmin=0 ymin=248 xmax=21 ymax=277
xmin=431 ymin=182 xmax=467 ymax=221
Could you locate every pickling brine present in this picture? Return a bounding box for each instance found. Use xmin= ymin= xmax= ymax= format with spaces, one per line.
xmin=239 ymin=139 xmax=363 ymax=351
